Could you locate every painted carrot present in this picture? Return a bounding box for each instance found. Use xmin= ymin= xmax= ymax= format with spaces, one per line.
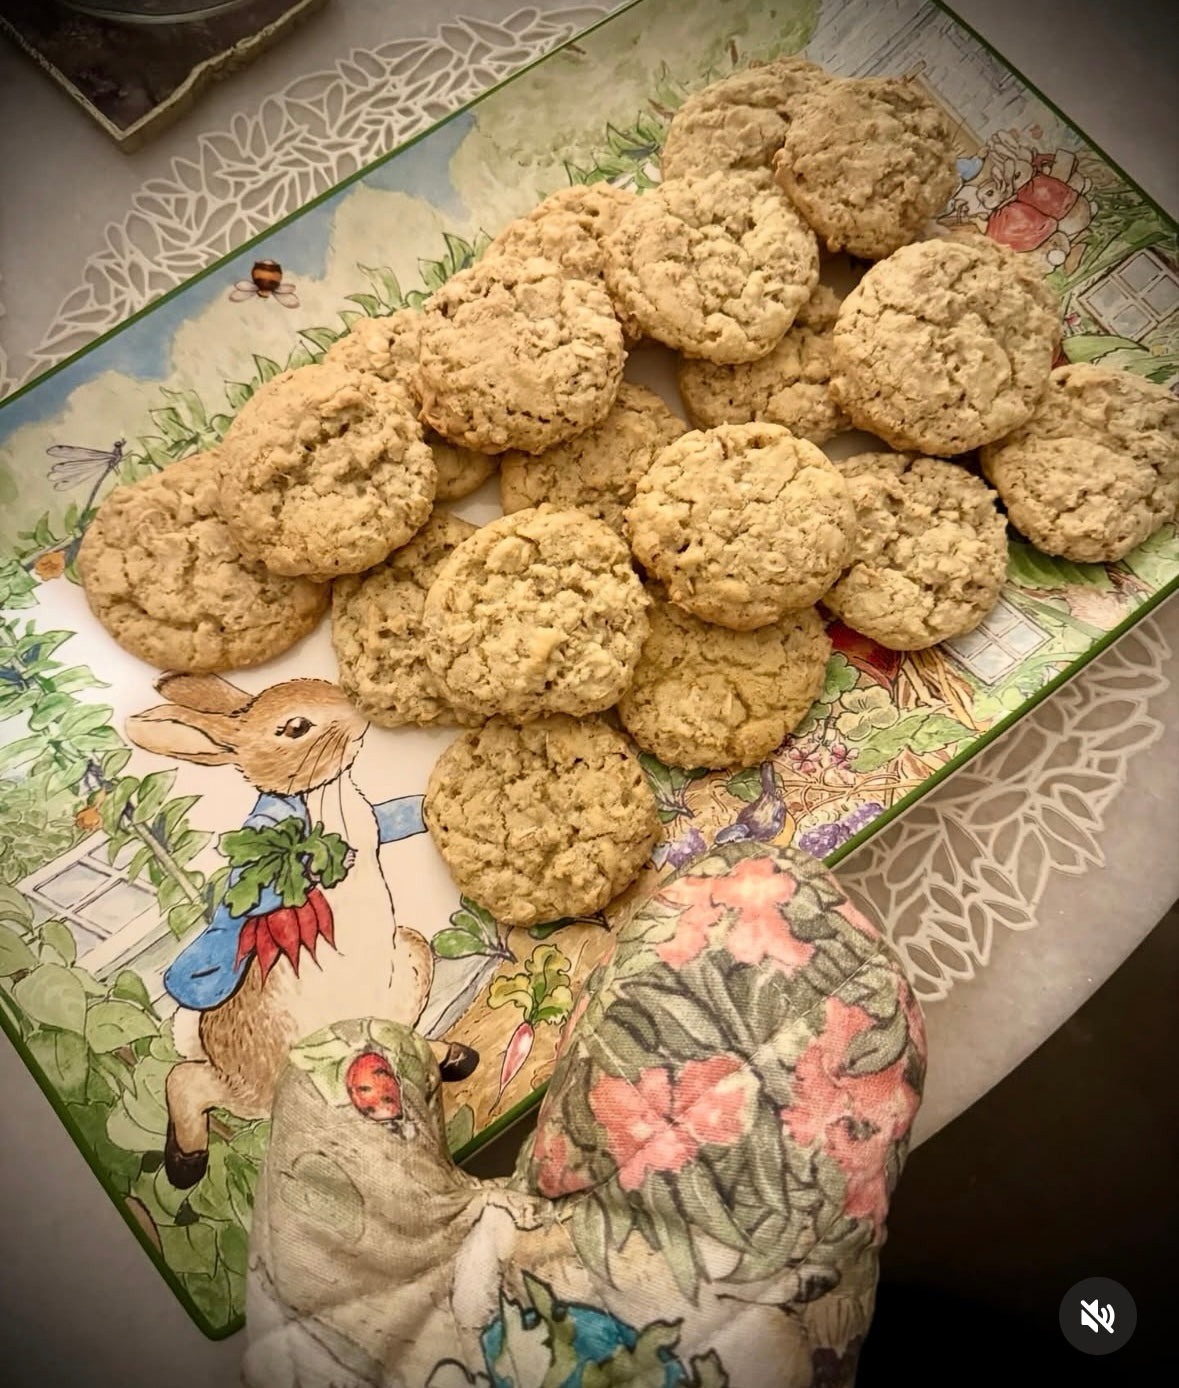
xmin=499 ymin=1021 xmax=535 ymax=1096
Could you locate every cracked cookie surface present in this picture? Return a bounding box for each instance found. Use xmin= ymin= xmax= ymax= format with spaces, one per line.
xmin=79 ymin=452 xmax=327 ymax=672
xmin=660 ymin=57 xmax=828 ymax=180
xmin=824 ymin=451 xmax=1008 ymax=649
xmin=603 ymin=169 xmax=819 ymax=363
xmin=980 ymin=363 xmax=1179 ymax=562
xmin=773 ymin=77 xmax=956 ymax=260
xmin=416 ymin=254 xmax=625 ymax=455
xmin=484 ymin=184 xmax=641 ymax=338
xmin=675 ymin=283 xmax=848 ymax=442
xmin=219 ymin=362 xmax=436 ymax=578
xmin=423 ymin=505 xmax=649 ymax=721
xmin=618 ymin=594 xmax=830 ymax=770
xmin=830 ymin=233 xmax=1059 ymax=454
xmin=325 ymin=309 xmax=496 ymax=500
xmin=625 ymin=423 xmax=855 ymax=629
xmin=331 ymin=511 xmax=479 ymax=727
xmin=424 ymin=713 xmax=659 ymax=927
xmin=499 ymin=382 xmax=685 ymax=535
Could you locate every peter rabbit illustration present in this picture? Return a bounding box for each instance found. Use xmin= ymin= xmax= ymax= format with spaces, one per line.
xmin=126 ymin=672 xmax=477 ymax=1188
xmin=948 ymin=131 xmax=1093 ymax=274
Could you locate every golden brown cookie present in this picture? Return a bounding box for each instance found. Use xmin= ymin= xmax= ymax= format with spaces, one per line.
xmin=424 ymin=714 xmax=659 ymax=927
xmin=417 ymin=255 xmax=625 ymax=455
xmin=483 ymin=183 xmax=641 ymax=337
xmin=219 ymin=363 xmax=436 ymax=578
xmin=824 ymin=451 xmax=1008 ymax=649
xmin=422 ymin=505 xmax=649 ymax=721
xmin=772 ymin=77 xmax=957 ymax=260
xmin=980 ymin=363 xmax=1179 ymax=563
xmin=331 ymin=511 xmax=479 ymax=727
xmin=625 ymin=423 xmax=856 ymax=629
xmin=830 ymin=233 xmax=1060 ymax=454
xmin=324 ymin=310 xmax=497 ymax=501
xmin=604 ymin=170 xmax=819 ymax=363
xmin=659 ymin=57 xmax=828 ymax=180
xmin=498 ymin=382 xmax=685 ymax=535
xmin=79 ymin=453 xmax=327 ymax=673
xmin=618 ymin=595 xmax=830 ymax=770
xmin=675 ymin=284 xmax=848 ymax=443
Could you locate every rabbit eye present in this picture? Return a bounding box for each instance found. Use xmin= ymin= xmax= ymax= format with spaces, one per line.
xmin=277 ymin=717 xmax=313 ymax=739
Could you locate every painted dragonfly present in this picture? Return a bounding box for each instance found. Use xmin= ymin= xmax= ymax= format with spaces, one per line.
xmin=46 ymin=438 xmax=126 ymax=490
xmin=32 ymin=439 xmax=129 ymax=580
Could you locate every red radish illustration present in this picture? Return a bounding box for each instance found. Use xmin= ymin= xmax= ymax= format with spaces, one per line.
xmin=500 ymin=1022 xmax=536 ymax=1095
xmin=233 ymin=887 xmax=335 ymax=982
xmin=487 ymin=945 xmax=574 ymax=1109
xmin=345 ymin=1051 xmax=403 ymax=1124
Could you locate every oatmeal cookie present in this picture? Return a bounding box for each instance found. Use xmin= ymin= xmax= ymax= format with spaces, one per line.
xmin=331 ymin=511 xmax=479 ymax=727
xmin=499 ymin=382 xmax=685 ymax=535
xmin=79 ymin=453 xmax=327 ymax=672
xmin=417 ymin=254 xmax=625 ymax=455
xmin=322 ymin=309 xmax=420 ymax=388
xmin=219 ymin=363 xmax=436 ymax=578
xmin=773 ymin=77 xmax=956 ymax=260
xmin=625 ymin=423 xmax=855 ymax=629
xmin=324 ymin=309 xmax=496 ymax=500
xmin=660 ymin=57 xmax=829 ymax=181
xmin=824 ymin=451 xmax=1008 ymax=649
xmin=980 ymin=363 xmax=1179 ymax=562
xmin=424 ymin=713 xmax=659 ymax=927
xmin=604 ymin=170 xmax=819 ymax=363
xmin=422 ymin=505 xmax=649 ymax=721
xmin=484 ymin=184 xmax=642 ymax=340
xmin=675 ymin=283 xmax=848 ymax=442
xmin=618 ymin=594 xmax=830 ymax=769
xmin=830 ymin=233 xmax=1060 ymax=454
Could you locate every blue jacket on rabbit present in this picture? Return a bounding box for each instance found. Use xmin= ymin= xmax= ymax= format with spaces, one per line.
xmin=163 ymin=791 xmax=425 ymax=1011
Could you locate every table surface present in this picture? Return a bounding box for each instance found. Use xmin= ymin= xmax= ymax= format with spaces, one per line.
xmin=0 ymin=1 xmax=1176 ymax=1382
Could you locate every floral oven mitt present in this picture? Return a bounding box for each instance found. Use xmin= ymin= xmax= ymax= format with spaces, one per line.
xmin=243 ymin=842 xmax=925 ymax=1388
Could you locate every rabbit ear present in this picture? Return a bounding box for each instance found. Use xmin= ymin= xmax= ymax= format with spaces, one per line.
xmin=155 ymin=672 xmax=253 ymax=715
xmin=126 ymin=704 xmax=239 ymax=766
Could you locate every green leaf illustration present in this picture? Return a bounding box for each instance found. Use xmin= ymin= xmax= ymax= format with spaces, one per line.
xmin=26 ymin=1027 xmax=89 ymax=1100
xmin=221 ymin=820 xmax=350 ymax=911
xmin=158 ymin=1222 xmax=217 ymax=1276
xmin=1121 ymin=525 xmax=1179 ymax=589
xmin=432 ymin=927 xmax=490 ymax=959
xmin=445 ymin=1103 xmax=475 ymax=1152
xmin=85 ymin=999 xmax=159 ymax=1053
xmin=850 ymin=710 xmax=974 ymax=775
xmin=224 ymin=380 xmax=253 ymax=410
xmin=12 ymin=963 xmax=87 ymax=1033
xmin=433 ymin=896 xmax=507 ymax=959
xmin=725 ymin=766 xmax=763 ymax=803
xmin=0 ymin=923 xmax=36 ymax=976
xmin=38 ymin=918 xmax=77 ymax=966
xmin=298 ymin=326 xmax=340 ymax=354
xmin=1006 ymin=540 xmax=1114 ymax=592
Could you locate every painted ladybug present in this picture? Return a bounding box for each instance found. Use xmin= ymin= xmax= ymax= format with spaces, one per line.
xmin=345 ymin=1051 xmax=403 ymax=1125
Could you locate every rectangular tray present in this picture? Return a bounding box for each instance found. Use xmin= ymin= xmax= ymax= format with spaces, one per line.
xmin=0 ymin=0 xmax=1175 ymax=1338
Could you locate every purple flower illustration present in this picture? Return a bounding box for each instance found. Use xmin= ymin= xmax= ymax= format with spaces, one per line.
xmin=797 ymin=802 xmax=885 ymax=859
xmin=653 ymin=825 xmax=707 ymax=871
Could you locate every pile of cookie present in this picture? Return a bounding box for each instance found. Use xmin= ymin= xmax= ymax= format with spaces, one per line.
xmin=79 ymin=56 xmax=1179 ymax=929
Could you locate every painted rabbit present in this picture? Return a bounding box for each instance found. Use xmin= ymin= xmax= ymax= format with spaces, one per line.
xmin=126 ymin=672 xmax=474 ymax=1188
xmin=950 ymin=133 xmax=1093 ymax=273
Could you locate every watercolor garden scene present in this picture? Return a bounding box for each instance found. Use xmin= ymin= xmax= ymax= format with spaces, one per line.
xmin=0 ymin=0 xmax=1176 ymax=1335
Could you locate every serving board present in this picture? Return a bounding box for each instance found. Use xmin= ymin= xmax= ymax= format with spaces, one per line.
xmin=0 ymin=0 xmax=1175 ymax=1338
